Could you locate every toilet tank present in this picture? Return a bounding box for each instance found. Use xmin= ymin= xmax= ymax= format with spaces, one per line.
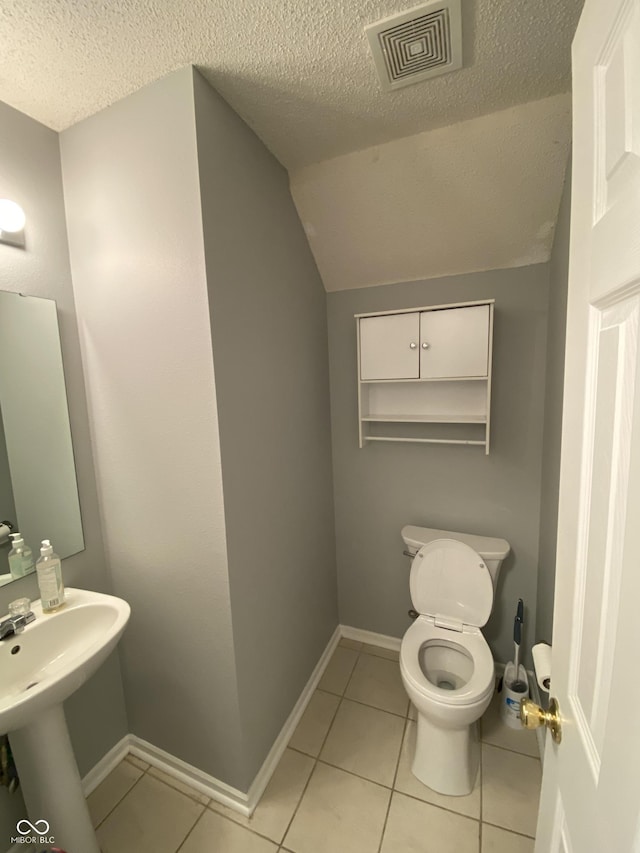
xmin=401 ymin=525 xmax=511 ymax=591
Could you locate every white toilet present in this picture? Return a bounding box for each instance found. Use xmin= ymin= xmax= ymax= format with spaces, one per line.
xmin=399 ymin=525 xmax=510 ymax=796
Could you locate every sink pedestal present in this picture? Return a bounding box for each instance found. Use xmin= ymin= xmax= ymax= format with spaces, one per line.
xmin=10 ymin=703 xmax=100 ymax=853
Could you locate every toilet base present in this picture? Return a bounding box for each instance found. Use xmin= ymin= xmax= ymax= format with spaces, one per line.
xmin=411 ymin=713 xmax=480 ymax=796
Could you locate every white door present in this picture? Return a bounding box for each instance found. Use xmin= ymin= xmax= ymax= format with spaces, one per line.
xmin=419 ymin=305 xmax=489 ymax=378
xmin=536 ymin=0 xmax=640 ymax=850
xmin=359 ymin=312 xmax=420 ymax=380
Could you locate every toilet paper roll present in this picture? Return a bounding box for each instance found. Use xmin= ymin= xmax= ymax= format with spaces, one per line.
xmin=532 ymin=642 xmax=552 ymax=692
xmin=0 ymin=524 xmax=11 ymax=545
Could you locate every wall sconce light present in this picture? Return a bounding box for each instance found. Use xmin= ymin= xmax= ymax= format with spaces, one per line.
xmin=0 ymin=199 xmax=26 ymax=249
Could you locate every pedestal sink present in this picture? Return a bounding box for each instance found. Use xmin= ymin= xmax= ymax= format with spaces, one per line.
xmin=0 ymin=588 xmax=130 ymax=853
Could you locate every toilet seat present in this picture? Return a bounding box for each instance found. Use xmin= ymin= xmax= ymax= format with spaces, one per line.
xmin=400 ymin=616 xmax=494 ymax=707
xmin=410 ymin=538 xmax=493 ymax=629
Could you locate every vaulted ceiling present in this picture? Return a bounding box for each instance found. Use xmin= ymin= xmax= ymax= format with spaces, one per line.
xmin=0 ymin=0 xmax=582 ymax=289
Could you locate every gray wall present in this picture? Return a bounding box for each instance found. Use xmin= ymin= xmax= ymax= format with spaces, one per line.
xmin=536 ymin=160 xmax=571 ymax=644
xmin=327 ymin=265 xmax=550 ymax=665
xmin=193 ymin=69 xmax=338 ymax=788
xmin=0 ymin=100 xmax=128 ymax=841
xmin=60 ymin=69 xmax=247 ymax=788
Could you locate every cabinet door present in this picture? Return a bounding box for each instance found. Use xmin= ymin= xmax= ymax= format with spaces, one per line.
xmin=359 ymin=312 xmax=420 ymax=380
xmin=419 ymin=305 xmax=489 ymax=378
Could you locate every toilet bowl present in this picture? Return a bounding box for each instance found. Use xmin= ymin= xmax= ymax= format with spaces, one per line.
xmin=399 ymin=528 xmax=510 ymax=796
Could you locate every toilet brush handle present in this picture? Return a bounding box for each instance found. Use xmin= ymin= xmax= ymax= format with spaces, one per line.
xmin=513 ymin=617 xmax=522 ymax=676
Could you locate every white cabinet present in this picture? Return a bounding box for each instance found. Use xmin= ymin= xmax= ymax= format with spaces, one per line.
xmin=360 ymin=312 xmax=419 ymax=380
xmin=419 ymin=305 xmax=489 ymax=379
xmin=355 ymin=300 xmax=494 ymax=452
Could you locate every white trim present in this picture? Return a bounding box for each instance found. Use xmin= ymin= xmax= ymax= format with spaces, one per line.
xmin=245 ymin=625 xmax=341 ymax=811
xmin=75 ymin=625 xmax=341 ymax=822
xmin=354 ymin=298 xmax=495 ymax=319
xmin=339 ymin=624 xmax=401 ymax=652
xmin=128 ymin=735 xmax=252 ymax=815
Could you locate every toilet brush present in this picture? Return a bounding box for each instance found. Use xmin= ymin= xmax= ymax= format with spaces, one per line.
xmin=500 ymin=598 xmax=529 ymax=727
xmin=511 ymin=599 xmax=527 ymax=692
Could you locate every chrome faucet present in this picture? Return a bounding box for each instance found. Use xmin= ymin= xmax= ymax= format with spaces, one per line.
xmin=0 ymin=611 xmax=35 ymax=640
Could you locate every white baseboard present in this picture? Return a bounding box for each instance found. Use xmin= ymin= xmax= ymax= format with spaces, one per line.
xmin=79 ymin=624 xmax=342 ymax=819
xmin=128 ymin=735 xmax=252 ymax=815
xmin=339 ymin=624 xmax=401 ymax=652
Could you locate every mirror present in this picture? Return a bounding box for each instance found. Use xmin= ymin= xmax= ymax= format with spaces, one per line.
xmin=0 ymin=290 xmax=84 ymax=585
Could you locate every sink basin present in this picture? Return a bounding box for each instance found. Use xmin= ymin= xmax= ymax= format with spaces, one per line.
xmin=0 ymin=587 xmax=130 ymax=733
xmin=2 ymin=587 xmax=130 ymax=853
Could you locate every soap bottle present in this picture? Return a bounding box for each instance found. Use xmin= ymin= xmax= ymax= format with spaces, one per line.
xmin=36 ymin=539 xmax=65 ymax=613
xmin=7 ymin=533 xmax=34 ymax=580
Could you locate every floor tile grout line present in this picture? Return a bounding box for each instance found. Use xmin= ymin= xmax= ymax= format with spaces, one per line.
xmin=482 ymin=819 xmax=536 ymax=841
xmin=480 ymin=738 xmax=541 ymax=760
xmin=280 ymin=688 xmax=345 ymax=849
xmin=342 ymin=646 xmax=409 ymax=718
xmin=317 ymin=691 xmax=408 ymax=719
xmin=390 ymin=717 xmax=406 ymax=791
xmin=319 ymin=643 xmax=360 ymax=700
xmin=376 ymin=715 xmax=408 ymax=853
xmin=391 ymin=787 xmax=481 ymax=823
xmin=172 ymin=800 xmax=208 ymax=853
xmin=92 ymin=765 xmax=147 ymax=831
xmin=314 ymin=757 xmax=396 ymax=792
xmin=359 ymin=649 xmax=400 ymax=663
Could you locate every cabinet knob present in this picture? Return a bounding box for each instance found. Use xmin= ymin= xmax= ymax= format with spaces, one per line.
xmin=422 ymin=342 xmax=430 ymax=350
xmin=409 ymin=342 xmax=417 ymax=349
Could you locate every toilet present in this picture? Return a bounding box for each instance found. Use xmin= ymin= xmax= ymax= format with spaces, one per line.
xmin=399 ymin=525 xmax=510 ymax=796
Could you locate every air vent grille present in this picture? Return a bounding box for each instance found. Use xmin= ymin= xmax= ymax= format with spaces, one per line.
xmin=366 ymin=0 xmax=462 ymax=91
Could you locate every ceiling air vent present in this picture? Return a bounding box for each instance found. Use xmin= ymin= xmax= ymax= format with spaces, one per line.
xmin=365 ymin=0 xmax=463 ymax=91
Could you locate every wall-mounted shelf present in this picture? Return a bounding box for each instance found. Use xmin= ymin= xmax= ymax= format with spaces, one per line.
xmin=361 ymin=413 xmax=487 ymax=423
xmin=355 ymin=299 xmax=495 ymax=453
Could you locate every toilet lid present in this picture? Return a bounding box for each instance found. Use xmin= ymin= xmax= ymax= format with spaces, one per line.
xmin=409 ymin=538 xmax=493 ymax=628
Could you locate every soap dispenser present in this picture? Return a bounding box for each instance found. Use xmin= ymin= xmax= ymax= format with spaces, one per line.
xmin=36 ymin=539 xmax=65 ymax=613
xmin=7 ymin=533 xmax=34 ymax=579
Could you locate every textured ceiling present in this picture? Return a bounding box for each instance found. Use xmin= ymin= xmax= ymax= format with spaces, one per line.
xmin=291 ymin=95 xmax=571 ymax=291
xmin=0 ymin=0 xmax=583 ymax=168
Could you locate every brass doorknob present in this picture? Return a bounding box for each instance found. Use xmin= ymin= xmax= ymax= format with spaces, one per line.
xmin=520 ymin=697 xmax=562 ymax=744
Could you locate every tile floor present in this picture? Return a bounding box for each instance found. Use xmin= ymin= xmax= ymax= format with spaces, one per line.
xmin=87 ymin=639 xmax=542 ymax=852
